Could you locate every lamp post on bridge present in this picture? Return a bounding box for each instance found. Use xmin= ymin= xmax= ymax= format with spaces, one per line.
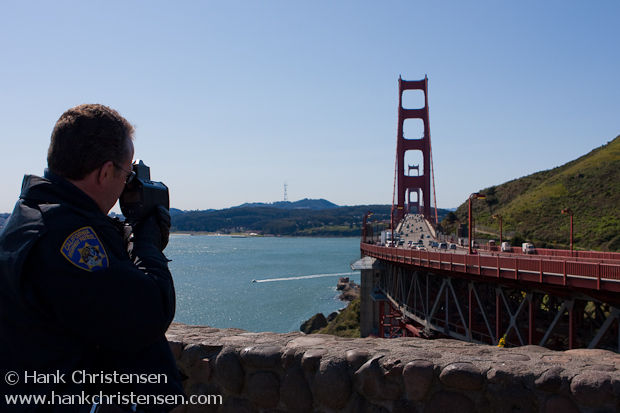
xmin=561 ymin=208 xmax=574 ymax=256
xmin=468 ymin=192 xmax=486 ymax=254
xmin=362 ymin=211 xmax=373 ymax=243
xmin=492 ymin=214 xmax=503 ymax=246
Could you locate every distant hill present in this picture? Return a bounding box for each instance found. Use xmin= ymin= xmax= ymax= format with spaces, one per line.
xmin=171 ymin=198 xmax=454 ymax=236
xmin=441 ymin=136 xmax=620 ymax=251
xmin=238 ymin=198 xmax=338 ymax=210
xmin=171 ymin=203 xmax=392 ymax=236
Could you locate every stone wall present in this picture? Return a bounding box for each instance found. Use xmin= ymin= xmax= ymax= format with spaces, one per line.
xmin=166 ymin=323 xmax=620 ymax=413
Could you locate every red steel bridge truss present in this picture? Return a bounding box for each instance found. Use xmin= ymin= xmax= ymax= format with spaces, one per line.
xmin=362 ymin=243 xmax=620 ymax=351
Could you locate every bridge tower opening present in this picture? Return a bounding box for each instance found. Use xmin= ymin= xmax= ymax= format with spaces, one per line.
xmin=393 ymin=76 xmax=437 ymax=225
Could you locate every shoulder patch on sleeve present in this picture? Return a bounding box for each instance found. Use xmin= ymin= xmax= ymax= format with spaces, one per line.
xmin=60 ymin=226 xmax=109 ymax=272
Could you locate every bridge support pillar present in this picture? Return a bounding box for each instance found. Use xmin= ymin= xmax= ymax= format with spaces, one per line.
xmin=568 ymin=300 xmax=575 ymax=349
xmin=468 ymin=284 xmax=474 ymax=341
xmin=495 ymin=289 xmax=502 ymax=344
xmin=529 ymin=295 xmax=535 ymax=345
xmin=352 ymin=256 xmax=385 ymax=337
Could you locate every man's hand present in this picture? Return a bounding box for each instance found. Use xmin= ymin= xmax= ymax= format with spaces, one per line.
xmin=132 ymin=206 xmax=171 ymax=251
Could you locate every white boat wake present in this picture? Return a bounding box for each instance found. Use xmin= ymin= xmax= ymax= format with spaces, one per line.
xmin=253 ymin=271 xmax=359 ymax=283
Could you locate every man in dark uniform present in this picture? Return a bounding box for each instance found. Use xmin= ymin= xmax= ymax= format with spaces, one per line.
xmin=0 ymin=104 xmax=184 ymax=412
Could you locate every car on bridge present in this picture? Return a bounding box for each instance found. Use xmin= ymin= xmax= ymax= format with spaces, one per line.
xmin=522 ymin=242 xmax=536 ymax=254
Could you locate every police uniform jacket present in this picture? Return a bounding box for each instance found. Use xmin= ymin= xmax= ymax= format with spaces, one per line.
xmin=0 ymin=171 xmax=183 ymax=412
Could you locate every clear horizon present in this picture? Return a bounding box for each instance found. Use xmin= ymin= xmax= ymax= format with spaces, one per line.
xmin=1 ymin=1 xmax=618 ymax=214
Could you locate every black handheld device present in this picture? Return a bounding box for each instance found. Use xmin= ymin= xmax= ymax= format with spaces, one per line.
xmin=119 ymin=160 xmax=169 ymax=222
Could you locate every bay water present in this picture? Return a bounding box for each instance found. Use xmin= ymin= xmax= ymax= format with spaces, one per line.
xmin=166 ymin=235 xmax=361 ymax=333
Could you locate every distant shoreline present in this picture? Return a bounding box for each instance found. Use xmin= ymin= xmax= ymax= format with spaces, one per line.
xmin=170 ymin=231 xmax=360 ymax=238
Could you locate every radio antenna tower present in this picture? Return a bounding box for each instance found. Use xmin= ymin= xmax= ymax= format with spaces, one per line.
xmin=283 ymin=182 xmax=288 ymax=202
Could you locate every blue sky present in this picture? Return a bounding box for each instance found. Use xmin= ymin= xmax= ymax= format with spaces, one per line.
xmin=1 ymin=1 xmax=618 ymax=213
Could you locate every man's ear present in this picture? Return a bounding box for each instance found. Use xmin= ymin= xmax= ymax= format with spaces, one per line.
xmin=96 ymin=161 xmax=116 ymax=185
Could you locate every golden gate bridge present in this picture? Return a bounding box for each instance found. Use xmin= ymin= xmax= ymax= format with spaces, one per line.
xmin=358 ymin=77 xmax=620 ymax=351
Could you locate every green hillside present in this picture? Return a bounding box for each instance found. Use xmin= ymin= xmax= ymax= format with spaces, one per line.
xmin=315 ymin=298 xmax=361 ymax=338
xmin=441 ymin=136 xmax=620 ymax=251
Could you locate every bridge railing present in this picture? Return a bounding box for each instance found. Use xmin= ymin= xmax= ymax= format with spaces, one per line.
xmin=476 ymin=244 xmax=620 ymax=261
xmin=361 ymin=244 xmax=620 ymax=296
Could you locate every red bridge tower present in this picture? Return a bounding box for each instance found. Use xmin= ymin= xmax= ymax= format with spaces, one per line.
xmin=393 ymin=76 xmax=436 ymax=224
